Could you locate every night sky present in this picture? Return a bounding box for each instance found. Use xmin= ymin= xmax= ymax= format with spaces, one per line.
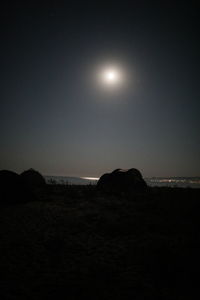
xmin=1 ymin=1 xmax=200 ymax=177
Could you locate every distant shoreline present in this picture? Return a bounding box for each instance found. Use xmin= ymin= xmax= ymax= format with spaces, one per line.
xmin=44 ymin=175 xmax=200 ymax=188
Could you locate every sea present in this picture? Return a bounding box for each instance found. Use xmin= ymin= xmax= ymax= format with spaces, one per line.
xmin=44 ymin=176 xmax=200 ymax=188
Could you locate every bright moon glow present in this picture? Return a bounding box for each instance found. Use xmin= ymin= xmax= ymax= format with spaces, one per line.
xmin=102 ymin=69 xmax=120 ymax=84
xmin=96 ymin=65 xmax=126 ymax=89
xmin=105 ymin=71 xmax=118 ymax=81
xmin=94 ymin=63 xmax=128 ymax=92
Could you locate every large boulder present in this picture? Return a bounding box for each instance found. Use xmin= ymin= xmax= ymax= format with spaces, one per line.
xmin=0 ymin=170 xmax=34 ymax=204
xmin=97 ymin=168 xmax=147 ymax=193
xmin=20 ymin=168 xmax=46 ymax=189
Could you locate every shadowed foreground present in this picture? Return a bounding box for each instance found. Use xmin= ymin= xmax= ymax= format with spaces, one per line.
xmin=0 ymin=185 xmax=200 ymax=299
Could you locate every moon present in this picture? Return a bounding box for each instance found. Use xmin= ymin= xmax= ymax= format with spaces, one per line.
xmin=95 ymin=64 xmax=126 ymax=90
xmin=101 ymin=68 xmax=121 ymax=85
xmin=104 ymin=70 xmax=118 ymax=82
xmin=92 ymin=63 xmax=129 ymax=93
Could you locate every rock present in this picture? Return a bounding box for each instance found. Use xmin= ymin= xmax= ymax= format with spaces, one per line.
xmin=0 ymin=170 xmax=34 ymax=204
xmin=20 ymin=168 xmax=46 ymax=189
xmin=97 ymin=168 xmax=147 ymax=193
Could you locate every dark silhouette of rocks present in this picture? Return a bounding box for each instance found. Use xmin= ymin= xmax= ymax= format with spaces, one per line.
xmin=20 ymin=168 xmax=46 ymax=189
xmin=0 ymin=170 xmax=34 ymax=204
xmin=97 ymin=168 xmax=147 ymax=193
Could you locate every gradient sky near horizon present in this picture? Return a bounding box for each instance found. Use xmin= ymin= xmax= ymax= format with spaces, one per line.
xmin=0 ymin=1 xmax=200 ymax=177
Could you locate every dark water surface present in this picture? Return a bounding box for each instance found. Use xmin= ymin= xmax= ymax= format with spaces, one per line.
xmin=45 ymin=175 xmax=200 ymax=188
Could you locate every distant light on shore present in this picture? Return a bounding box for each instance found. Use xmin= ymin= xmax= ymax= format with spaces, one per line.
xmin=82 ymin=177 xmax=99 ymax=181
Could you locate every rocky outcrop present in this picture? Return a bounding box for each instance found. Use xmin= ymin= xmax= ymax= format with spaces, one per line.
xmin=0 ymin=170 xmax=34 ymax=204
xmin=97 ymin=168 xmax=147 ymax=193
xmin=20 ymin=169 xmax=46 ymax=189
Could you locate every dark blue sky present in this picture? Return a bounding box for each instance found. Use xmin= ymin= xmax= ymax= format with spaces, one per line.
xmin=1 ymin=1 xmax=200 ymax=177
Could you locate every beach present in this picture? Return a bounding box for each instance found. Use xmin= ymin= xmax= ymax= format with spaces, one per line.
xmin=0 ymin=184 xmax=200 ymax=299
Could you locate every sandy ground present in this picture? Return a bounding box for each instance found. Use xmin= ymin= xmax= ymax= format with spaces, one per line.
xmin=0 ymin=185 xmax=200 ymax=299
